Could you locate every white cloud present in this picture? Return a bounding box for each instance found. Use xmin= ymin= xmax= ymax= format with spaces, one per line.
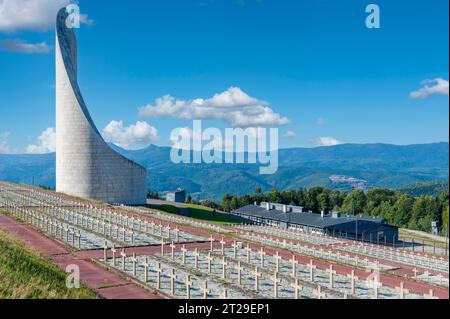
xmin=316 ymin=137 xmax=342 ymax=147
xmin=0 ymin=0 xmax=93 ymax=33
xmin=0 ymin=39 xmax=50 ymax=53
xmin=139 ymin=87 xmax=289 ymax=128
xmin=0 ymin=131 xmax=10 ymax=139
xmin=284 ymin=130 xmax=296 ymax=138
xmin=26 ymin=127 xmax=56 ymax=154
xmin=410 ymin=78 xmax=449 ymax=99
xmin=0 ymin=141 xmax=10 ymax=154
xmin=102 ymin=121 xmax=159 ymax=150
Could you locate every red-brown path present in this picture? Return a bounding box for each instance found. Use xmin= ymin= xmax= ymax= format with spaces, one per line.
xmin=118 ymin=208 xmax=449 ymax=298
xmin=0 ymin=215 xmax=163 ymax=299
xmin=1 ymin=209 xmax=448 ymax=299
xmin=82 ymin=235 xmax=449 ymax=299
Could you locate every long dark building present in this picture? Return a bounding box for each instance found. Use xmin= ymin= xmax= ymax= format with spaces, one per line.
xmin=233 ymin=202 xmax=398 ymax=243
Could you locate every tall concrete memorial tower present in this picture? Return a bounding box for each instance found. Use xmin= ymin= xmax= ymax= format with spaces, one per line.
xmin=55 ymin=8 xmax=147 ymax=204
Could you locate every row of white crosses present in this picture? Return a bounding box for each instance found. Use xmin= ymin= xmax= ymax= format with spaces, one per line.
xmin=6 ymin=203 xmax=88 ymax=248
xmin=229 ymin=239 xmax=432 ymax=299
xmin=240 ymin=231 xmax=387 ymax=271
xmin=340 ymin=243 xmax=448 ymax=274
xmin=237 ymin=224 xmax=342 ymax=246
xmin=3 ymin=184 xmax=204 ymax=246
xmin=164 ymin=238 xmax=337 ymax=299
xmin=106 ymin=246 xmax=237 ymax=299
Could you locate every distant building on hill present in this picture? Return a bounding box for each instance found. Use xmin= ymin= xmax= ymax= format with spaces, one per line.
xmin=166 ymin=189 xmax=186 ymax=203
xmin=233 ymin=202 xmax=398 ymax=243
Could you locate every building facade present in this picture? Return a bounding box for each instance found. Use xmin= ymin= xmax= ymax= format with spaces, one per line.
xmin=55 ymin=8 xmax=147 ymax=205
xmin=233 ymin=202 xmax=399 ymax=243
xmin=166 ymin=189 xmax=186 ymax=203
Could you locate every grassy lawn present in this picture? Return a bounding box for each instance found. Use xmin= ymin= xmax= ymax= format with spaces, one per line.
xmin=0 ymin=229 xmax=98 ymax=299
xmin=144 ymin=203 xmax=243 ymax=226
xmin=145 ymin=204 xmax=181 ymax=215
xmin=185 ymin=205 xmax=243 ymax=225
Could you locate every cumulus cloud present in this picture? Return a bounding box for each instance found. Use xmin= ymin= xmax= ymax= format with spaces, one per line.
xmin=0 ymin=39 xmax=50 ymax=53
xmin=0 ymin=0 xmax=93 ymax=33
xmin=284 ymin=130 xmax=296 ymax=138
xmin=139 ymin=87 xmax=289 ymax=128
xmin=316 ymin=137 xmax=342 ymax=147
xmin=102 ymin=121 xmax=159 ymax=150
xmin=410 ymin=78 xmax=449 ymax=99
xmin=26 ymin=127 xmax=56 ymax=154
xmin=0 ymin=131 xmax=10 ymax=139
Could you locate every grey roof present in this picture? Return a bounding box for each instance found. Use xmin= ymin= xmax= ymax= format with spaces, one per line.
xmin=233 ymin=205 xmax=390 ymax=231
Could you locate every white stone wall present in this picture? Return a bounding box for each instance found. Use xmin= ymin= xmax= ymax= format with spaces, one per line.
xmin=55 ymin=9 xmax=147 ymax=205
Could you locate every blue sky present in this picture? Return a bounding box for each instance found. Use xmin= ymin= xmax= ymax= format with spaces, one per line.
xmin=0 ymin=0 xmax=448 ymax=153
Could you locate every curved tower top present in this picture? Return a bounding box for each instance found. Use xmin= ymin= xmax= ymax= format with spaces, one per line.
xmin=55 ymin=7 xmax=147 ymax=205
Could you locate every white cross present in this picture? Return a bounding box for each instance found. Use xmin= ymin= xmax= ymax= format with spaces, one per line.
xmin=142 ymin=257 xmax=150 ymax=283
xmin=160 ymin=237 xmax=165 ymax=256
xmin=103 ymin=241 xmax=108 ymax=262
xmin=346 ymin=270 xmax=359 ymax=295
xmin=194 ymin=248 xmax=200 ymax=269
xmin=235 ymin=261 xmax=244 ymax=285
xmin=202 ymin=281 xmax=210 ymax=299
xmin=308 ymin=260 xmax=317 ymax=282
xmin=326 ymin=265 xmax=337 ymax=289
xmin=222 ymin=256 xmax=228 ymax=279
xmin=155 ymin=262 xmax=162 ymax=289
xmin=130 ymin=253 xmax=138 ymax=276
xmin=220 ymin=237 xmax=226 ymax=255
xmin=272 ymin=271 xmax=281 ymax=298
xmin=274 ymin=251 xmax=282 ymax=272
xmin=251 ymin=265 xmax=262 ymax=291
xmin=412 ymin=267 xmax=419 ymax=278
xmin=395 ymin=282 xmax=409 ymax=299
xmin=120 ymin=249 xmax=127 ymax=271
xmin=185 ymin=275 xmax=193 ymax=299
xmin=291 ymin=278 xmax=303 ymax=299
xmin=169 ymin=268 xmax=177 ymax=296
xmin=232 ymin=241 xmax=239 ymax=259
xmin=165 ymin=224 xmax=171 ymax=239
xmin=245 ymin=244 xmax=252 ymax=263
xmin=181 ymin=245 xmax=188 ymax=264
xmin=169 ymin=241 xmax=176 ymax=261
xmin=260 ymin=248 xmax=266 ymax=267
xmin=206 ymin=252 xmax=213 ymax=274
xmin=291 ymin=255 xmax=298 ymax=278
xmin=129 ymin=230 xmax=134 ymax=244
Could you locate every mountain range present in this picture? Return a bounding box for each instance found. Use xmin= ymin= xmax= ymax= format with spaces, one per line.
xmin=0 ymin=142 xmax=448 ymax=201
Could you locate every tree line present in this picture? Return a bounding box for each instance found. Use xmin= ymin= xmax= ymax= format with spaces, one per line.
xmin=220 ymin=187 xmax=449 ymax=234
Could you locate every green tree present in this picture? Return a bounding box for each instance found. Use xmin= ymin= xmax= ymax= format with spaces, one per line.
xmin=341 ymin=189 xmax=367 ymax=215
xmin=410 ymin=196 xmax=439 ymax=232
xmin=391 ymin=194 xmax=414 ymax=227
xmin=317 ymin=190 xmax=332 ymax=212
xmin=442 ymin=205 xmax=449 ymax=233
xmin=221 ymin=194 xmax=233 ymax=212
